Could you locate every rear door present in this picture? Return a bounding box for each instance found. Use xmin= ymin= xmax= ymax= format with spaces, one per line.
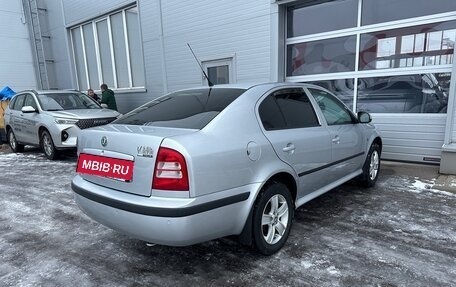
xmin=258 ymin=88 xmax=332 ymax=197
xmin=307 ymin=88 xmax=365 ymax=180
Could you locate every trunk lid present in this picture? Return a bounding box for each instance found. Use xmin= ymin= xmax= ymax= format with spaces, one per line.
xmin=48 ymin=108 xmax=119 ymax=119
xmin=76 ymin=124 xmax=196 ymax=196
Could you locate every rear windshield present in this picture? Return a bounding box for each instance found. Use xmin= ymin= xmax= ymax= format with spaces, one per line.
xmin=113 ymin=88 xmax=246 ymax=129
xmin=37 ymin=93 xmax=101 ymax=111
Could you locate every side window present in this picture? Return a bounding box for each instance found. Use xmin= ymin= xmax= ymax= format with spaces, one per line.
xmin=24 ymin=95 xmax=38 ymax=110
xmin=12 ymin=95 xmax=25 ymax=110
xmin=259 ymin=88 xmax=320 ymax=130
xmin=9 ymin=97 xmax=17 ymax=109
xmin=308 ymin=88 xmax=354 ymax=125
xmin=259 ymin=95 xmax=287 ymax=130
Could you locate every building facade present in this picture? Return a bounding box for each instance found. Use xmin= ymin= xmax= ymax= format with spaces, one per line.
xmin=10 ymin=0 xmax=456 ymax=173
xmin=0 ymin=0 xmax=36 ymax=92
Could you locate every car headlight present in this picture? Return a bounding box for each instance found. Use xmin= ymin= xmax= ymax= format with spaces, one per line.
xmin=55 ymin=117 xmax=78 ymax=125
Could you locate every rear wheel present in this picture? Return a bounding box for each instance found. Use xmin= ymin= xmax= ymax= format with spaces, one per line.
xmin=7 ymin=129 xmax=24 ymax=153
xmin=41 ymin=130 xmax=58 ymax=160
xmin=359 ymin=143 xmax=380 ymax=187
xmin=252 ymin=182 xmax=294 ymax=255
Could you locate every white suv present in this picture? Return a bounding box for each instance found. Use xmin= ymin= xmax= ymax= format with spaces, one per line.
xmin=3 ymin=90 xmax=120 ymax=159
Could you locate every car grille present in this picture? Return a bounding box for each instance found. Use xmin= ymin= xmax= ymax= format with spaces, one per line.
xmin=76 ymin=117 xmax=117 ymax=129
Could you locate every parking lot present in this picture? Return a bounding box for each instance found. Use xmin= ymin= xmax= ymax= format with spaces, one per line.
xmin=1 ymin=146 xmax=455 ymax=287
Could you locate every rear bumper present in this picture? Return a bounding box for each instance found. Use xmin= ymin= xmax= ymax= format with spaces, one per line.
xmin=72 ymin=175 xmax=258 ymax=246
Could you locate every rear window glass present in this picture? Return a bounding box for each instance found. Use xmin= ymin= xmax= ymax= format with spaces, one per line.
xmin=113 ymin=88 xmax=246 ymax=129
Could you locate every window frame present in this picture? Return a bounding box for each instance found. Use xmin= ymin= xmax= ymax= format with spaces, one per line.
xmin=284 ymin=0 xmax=456 ymax=113
xmin=201 ymin=57 xmax=235 ymax=86
xmin=306 ymin=87 xmax=357 ymax=126
xmin=12 ymin=94 xmax=26 ymax=111
xmin=258 ymin=88 xmax=321 ymax=131
xmin=69 ymin=5 xmax=144 ymax=92
xmin=24 ymin=94 xmax=38 ymax=110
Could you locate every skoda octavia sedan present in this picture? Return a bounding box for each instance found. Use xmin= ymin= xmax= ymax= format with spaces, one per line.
xmin=3 ymin=90 xmax=120 ymax=159
xmin=72 ymin=83 xmax=381 ymax=255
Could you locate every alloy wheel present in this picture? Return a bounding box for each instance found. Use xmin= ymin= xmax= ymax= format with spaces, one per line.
xmin=369 ymin=150 xmax=379 ymax=180
xmin=261 ymin=194 xmax=289 ymax=245
xmin=9 ymin=131 xmax=17 ymax=150
xmin=42 ymin=133 xmax=53 ymax=157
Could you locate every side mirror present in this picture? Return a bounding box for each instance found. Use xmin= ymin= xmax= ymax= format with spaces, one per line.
xmin=100 ymin=103 xmax=108 ymax=109
xmin=358 ymin=111 xmax=371 ymax=123
xmin=21 ymin=106 xmax=37 ymax=113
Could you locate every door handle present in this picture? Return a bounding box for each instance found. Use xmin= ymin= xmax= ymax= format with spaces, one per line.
xmin=282 ymin=143 xmax=295 ymax=153
xmin=332 ymin=136 xmax=340 ymax=144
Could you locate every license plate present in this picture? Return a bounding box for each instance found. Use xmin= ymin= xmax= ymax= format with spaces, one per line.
xmin=76 ymin=153 xmax=134 ymax=181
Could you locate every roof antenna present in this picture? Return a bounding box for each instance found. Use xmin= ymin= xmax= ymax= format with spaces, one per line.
xmin=187 ymin=43 xmax=214 ymax=87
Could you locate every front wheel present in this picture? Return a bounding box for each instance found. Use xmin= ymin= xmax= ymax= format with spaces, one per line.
xmin=7 ymin=129 xmax=24 ymax=152
xmin=359 ymin=143 xmax=381 ymax=187
xmin=252 ymin=182 xmax=294 ymax=255
xmin=41 ymin=130 xmax=58 ymax=160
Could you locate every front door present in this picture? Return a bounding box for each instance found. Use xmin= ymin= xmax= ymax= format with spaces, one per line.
xmin=307 ymin=88 xmax=365 ymax=180
xmin=20 ymin=94 xmax=40 ymax=145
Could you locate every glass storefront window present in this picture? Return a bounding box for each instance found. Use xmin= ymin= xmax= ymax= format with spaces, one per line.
xmin=287 ymin=0 xmax=358 ymax=38
xmin=71 ymin=27 xmax=87 ymax=91
xmin=306 ymin=79 xmax=354 ymax=109
xmin=287 ymin=36 xmax=356 ymax=76
xmin=359 ymin=21 xmax=456 ymax=70
xmin=356 ymin=73 xmax=451 ymax=113
xmin=71 ymin=6 xmax=145 ymax=90
xmin=362 ymin=0 xmax=456 ymax=26
xmin=82 ymin=24 xmax=99 ymax=89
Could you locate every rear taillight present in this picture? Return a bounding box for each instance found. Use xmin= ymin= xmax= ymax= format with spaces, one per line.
xmin=152 ymin=147 xmax=189 ymax=191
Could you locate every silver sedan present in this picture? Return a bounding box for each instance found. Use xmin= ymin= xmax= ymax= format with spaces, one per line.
xmin=72 ymin=83 xmax=381 ymax=255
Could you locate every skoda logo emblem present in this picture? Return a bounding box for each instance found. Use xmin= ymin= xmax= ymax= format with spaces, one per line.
xmin=101 ymin=136 xmax=108 ymax=147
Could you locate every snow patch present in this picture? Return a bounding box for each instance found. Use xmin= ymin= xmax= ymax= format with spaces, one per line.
xmin=300 ymin=261 xmax=313 ymax=269
xmin=407 ymin=178 xmax=456 ymax=197
xmin=326 ymin=266 xmax=340 ymax=275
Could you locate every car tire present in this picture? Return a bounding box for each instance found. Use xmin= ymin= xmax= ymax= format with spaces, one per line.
xmin=359 ymin=143 xmax=381 ymax=187
xmin=7 ymin=129 xmax=24 ymax=153
xmin=41 ymin=130 xmax=58 ymax=160
xmin=252 ymin=182 xmax=294 ymax=255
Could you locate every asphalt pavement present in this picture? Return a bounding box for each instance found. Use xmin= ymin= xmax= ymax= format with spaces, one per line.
xmin=0 ymin=144 xmax=455 ymax=287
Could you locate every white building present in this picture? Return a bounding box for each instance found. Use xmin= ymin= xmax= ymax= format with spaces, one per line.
xmin=4 ymin=0 xmax=456 ymax=173
xmin=0 ymin=0 xmax=36 ymax=91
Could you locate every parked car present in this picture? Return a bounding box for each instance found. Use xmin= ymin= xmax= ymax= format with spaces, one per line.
xmin=72 ymin=83 xmax=382 ymax=255
xmin=3 ymin=90 xmax=120 ymax=159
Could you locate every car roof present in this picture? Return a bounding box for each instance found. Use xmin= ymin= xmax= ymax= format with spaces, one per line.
xmin=34 ymin=90 xmax=83 ymax=95
xmin=174 ymin=82 xmax=317 ymax=92
xmin=15 ymin=89 xmax=84 ymax=95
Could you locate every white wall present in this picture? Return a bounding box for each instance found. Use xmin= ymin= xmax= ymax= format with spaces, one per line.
xmin=37 ymin=0 xmax=72 ymax=89
xmin=158 ymin=0 xmax=272 ymax=92
xmin=0 ymin=0 xmax=37 ymax=92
